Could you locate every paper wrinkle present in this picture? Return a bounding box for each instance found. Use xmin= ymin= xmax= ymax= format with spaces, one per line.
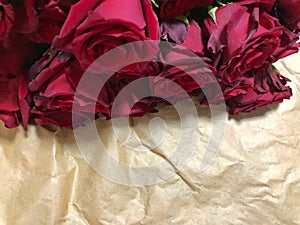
xmin=0 ymin=53 xmax=300 ymax=224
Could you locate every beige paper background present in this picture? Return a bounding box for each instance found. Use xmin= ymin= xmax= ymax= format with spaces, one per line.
xmin=0 ymin=53 xmax=299 ymax=225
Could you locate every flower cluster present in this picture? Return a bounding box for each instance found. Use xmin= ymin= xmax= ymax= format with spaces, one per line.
xmin=0 ymin=0 xmax=299 ymax=128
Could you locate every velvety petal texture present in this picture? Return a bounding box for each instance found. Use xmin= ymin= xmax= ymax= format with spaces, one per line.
xmin=204 ymin=3 xmax=299 ymax=82
xmin=29 ymin=50 xmax=96 ymax=128
xmin=203 ymin=1 xmax=299 ymax=112
xmin=53 ymin=0 xmax=160 ymax=68
xmin=227 ymin=67 xmax=292 ymax=114
xmin=0 ymin=0 xmax=298 ymax=128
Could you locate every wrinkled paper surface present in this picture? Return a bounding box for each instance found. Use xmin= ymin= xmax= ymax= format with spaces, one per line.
xmin=0 ymin=53 xmax=299 ymax=225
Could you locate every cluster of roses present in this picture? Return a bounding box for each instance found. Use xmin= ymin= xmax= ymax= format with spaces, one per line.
xmin=0 ymin=0 xmax=299 ymax=129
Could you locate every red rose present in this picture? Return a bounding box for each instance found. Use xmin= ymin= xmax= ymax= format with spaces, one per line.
xmin=0 ymin=2 xmax=14 ymax=40
xmin=226 ymin=67 xmax=292 ymax=114
xmin=152 ymin=20 xmax=218 ymax=104
xmin=53 ymin=0 xmax=159 ymax=69
xmin=156 ymin=0 xmax=213 ymax=19
xmin=29 ymin=49 xmax=158 ymax=127
xmin=275 ymin=0 xmax=300 ymax=31
xmin=151 ymin=58 xmax=217 ymax=105
xmin=28 ymin=50 xmax=97 ymax=128
xmin=0 ymin=74 xmax=30 ymax=128
xmin=203 ymin=3 xmax=299 ymax=85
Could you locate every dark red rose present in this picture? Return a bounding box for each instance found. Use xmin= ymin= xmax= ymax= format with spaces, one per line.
xmin=28 ymin=50 xmax=98 ymax=128
xmin=151 ymin=57 xmax=217 ymax=105
xmin=152 ymin=20 xmax=219 ymax=105
xmin=226 ymin=66 xmax=292 ymax=114
xmin=0 ymin=2 xmax=14 ymax=40
xmin=53 ymin=0 xmax=159 ymax=69
xmin=27 ymin=1 xmax=66 ymax=44
xmin=203 ymin=3 xmax=299 ymax=85
xmin=0 ymin=74 xmax=30 ymax=128
xmin=275 ymin=0 xmax=300 ymax=31
xmin=29 ymin=49 xmax=158 ymax=127
xmin=156 ymin=0 xmax=213 ymax=19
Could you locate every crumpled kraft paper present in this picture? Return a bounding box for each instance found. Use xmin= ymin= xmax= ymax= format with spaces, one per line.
xmin=0 ymin=53 xmax=299 ymax=225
